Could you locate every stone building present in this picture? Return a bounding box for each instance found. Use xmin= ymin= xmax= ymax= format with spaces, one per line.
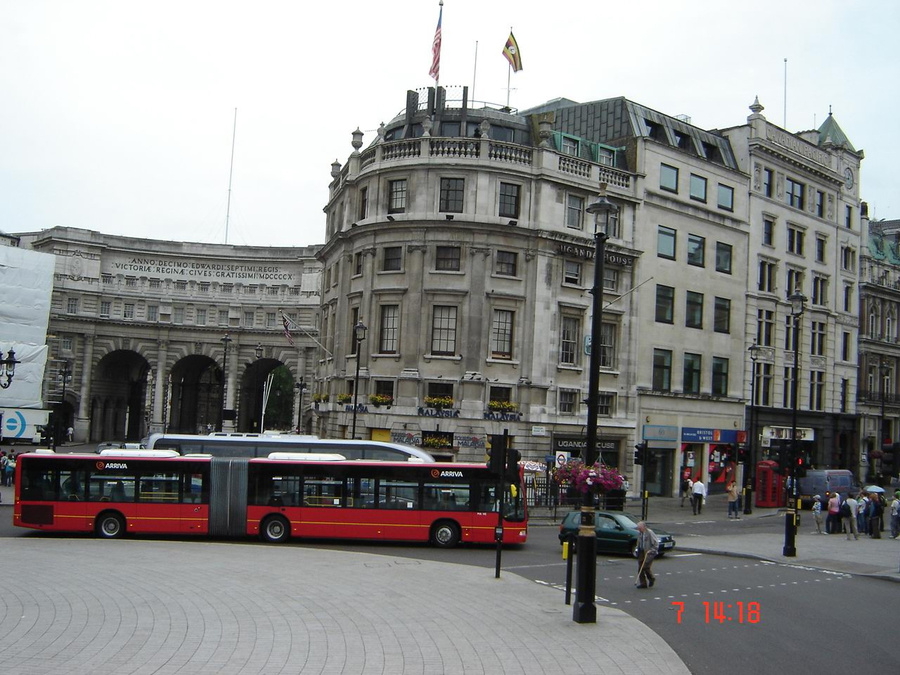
xmin=15 ymin=227 xmax=322 ymax=443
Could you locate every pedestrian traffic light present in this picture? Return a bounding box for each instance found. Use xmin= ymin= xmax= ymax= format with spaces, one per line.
xmin=737 ymin=447 xmax=748 ymax=464
xmin=795 ymin=453 xmax=808 ymax=478
xmin=634 ymin=442 xmax=648 ymax=466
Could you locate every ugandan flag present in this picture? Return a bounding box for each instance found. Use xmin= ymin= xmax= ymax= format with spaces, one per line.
xmin=503 ymin=32 xmax=522 ymax=72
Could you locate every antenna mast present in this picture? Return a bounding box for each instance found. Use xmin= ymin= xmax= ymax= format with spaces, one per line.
xmin=225 ymin=108 xmax=237 ymax=244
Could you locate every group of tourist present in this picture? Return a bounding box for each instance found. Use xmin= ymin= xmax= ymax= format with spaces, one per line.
xmin=811 ymin=489 xmax=900 ymax=539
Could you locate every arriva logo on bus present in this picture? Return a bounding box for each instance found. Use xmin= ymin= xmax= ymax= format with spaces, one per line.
xmin=431 ymin=469 xmax=464 ymax=478
xmin=95 ymin=461 xmax=128 ymax=470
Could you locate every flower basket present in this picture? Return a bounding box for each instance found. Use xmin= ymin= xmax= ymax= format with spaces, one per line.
xmin=554 ymin=459 xmax=625 ymax=495
xmin=336 ymin=393 xmax=353 ymax=404
xmin=487 ymin=400 xmax=517 ymax=412
xmin=312 ymin=393 xmax=329 ymax=403
xmin=423 ymin=436 xmax=452 ymax=449
xmin=423 ymin=395 xmax=453 ymax=409
xmin=368 ymin=394 xmax=393 ymax=407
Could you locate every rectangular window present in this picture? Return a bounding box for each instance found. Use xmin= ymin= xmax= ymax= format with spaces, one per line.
xmin=125 ymin=277 xmax=137 ymax=288
xmin=100 ymin=301 xmax=111 ymax=318
xmin=763 ymin=168 xmax=773 ymax=198
xmin=566 ymin=194 xmax=584 ymax=230
xmin=652 ymin=349 xmax=672 ymax=392
xmin=596 ymin=392 xmax=615 ymax=417
xmin=717 ymin=184 xmax=734 ymax=211
xmin=358 ymin=186 xmax=368 ymax=220
xmin=603 ymin=268 xmax=618 ymax=293
xmin=815 ymin=235 xmax=826 ymax=263
xmin=439 ymin=177 xmax=464 ymax=213
xmin=563 ymin=261 xmax=582 ymax=286
xmin=655 ymin=285 xmax=675 ymax=323
xmin=431 ymin=306 xmax=457 ymax=355
xmin=763 ymin=218 xmax=774 ymax=246
xmin=266 ymin=312 xmax=276 ymax=328
xmin=759 ymin=260 xmax=776 ymax=293
xmin=816 ymin=190 xmax=825 ymax=217
xmin=559 ymin=389 xmax=578 ymax=414
xmin=490 ymin=310 xmax=514 ymax=359
xmin=843 ymin=283 xmax=853 ymax=312
xmin=787 ymin=269 xmax=803 ymax=296
xmin=388 ymin=179 xmax=407 ymax=214
xmin=683 ymin=353 xmax=702 ymax=394
xmin=785 ymin=315 xmax=800 ymax=352
xmin=149 ymin=278 xmax=161 ymax=289
xmin=174 ymin=307 xmax=184 ymax=324
xmin=757 ymin=309 xmax=774 ymax=347
xmin=147 ymin=305 xmax=158 ymax=322
xmin=218 ymin=309 xmax=228 ymax=326
xmin=714 ymin=297 xmax=731 ymax=333
xmin=379 ymin=305 xmax=399 ymax=354
xmin=197 ymin=309 xmax=207 ymax=325
xmin=845 ymin=205 xmax=853 ymax=229
xmin=757 ymin=363 xmax=773 ymax=406
xmin=685 ymin=291 xmax=704 ymax=329
xmin=841 ymin=246 xmax=856 ymax=272
xmin=715 ymin=242 xmax=732 ymax=274
xmin=496 ymin=251 xmax=518 ymax=277
xmin=660 ymin=164 xmax=679 ymax=193
xmin=599 ymin=322 xmax=616 ymax=369
xmin=783 ymin=367 xmax=796 ymax=408
xmin=809 ymin=371 xmax=825 ymax=411
xmin=811 ymin=276 xmax=828 ymax=306
xmin=435 ymin=246 xmax=461 ymax=271
xmin=687 ymin=234 xmax=705 ymax=267
xmin=383 ymin=246 xmax=402 ymax=271
xmin=499 ymin=182 xmax=520 ymax=219
xmin=102 ymin=274 xmax=113 ymax=285
xmin=787 ymin=226 xmax=805 ymax=255
xmin=61 ymin=335 xmax=73 ymax=351
xmin=657 ymin=226 xmax=676 ymax=259
xmin=561 ymin=136 xmax=579 ymax=156
xmin=811 ymin=321 xmax=826 ymax=356
xmin=175 ymin=280 xmax=187 ymax=292
xmin=712 ymin=357 xmax=729 ymax=396
xmin=243 ymin=311 xmax=254 ymax=327
xmin=67 ymin=298 xmax=78 ymax=314
xmin=560 ymin=316 xmax=581 ymax=366
xmin=841 ymin=331 xmax=851 ymax=361
xmin=353 ymin=252 xmax=363 ymax=276
xmin=786 ymin=178 xmax=805 ymax=209
xmin=689 ymin=174 xmax=707 ymax=202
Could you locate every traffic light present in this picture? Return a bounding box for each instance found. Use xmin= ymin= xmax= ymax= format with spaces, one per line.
xmin=634 ymin=442 xmax=648 ymax=466
xmin=795 ymin=453 xmax=808 ymax=478
xmin=737 ymin=446 xmax=748 ymax=464
xmin=487 ymin=438 xmax=503 ymax=475
xmin=506 ymin=448 xmax=521 ymax=480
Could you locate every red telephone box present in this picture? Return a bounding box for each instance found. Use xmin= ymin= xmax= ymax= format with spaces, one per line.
xmin=755 ymin=460 xmax=784 ymax=507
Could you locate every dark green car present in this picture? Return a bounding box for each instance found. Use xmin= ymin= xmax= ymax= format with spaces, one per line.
xmin=558 ymin=510 xmax=676 ymax=556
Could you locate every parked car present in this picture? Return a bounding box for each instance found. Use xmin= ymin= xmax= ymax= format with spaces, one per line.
xmin=558 ymin=510 xmax=676 ymax=556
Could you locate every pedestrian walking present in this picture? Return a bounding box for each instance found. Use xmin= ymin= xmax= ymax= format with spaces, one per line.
xmin=691 ymin=479 xmax=707 ymax=515
xmin=812 ymin=494 xmax=824 ymax=534
xmin=726 ymin=480 xmax=741 ymax=519
xmin=680 ymin=475 xmax=692 ymax=508
xmin=858 ymin=493 xmax=870 ymax=535
xmin=868 ymin=493 xmax=883 ymax=539
xmin=67 ymin=426 xmax=74 ymax=443
xmin=634 ymin=521 xmax=659 ymax=589
xmin=842 ymin=493 xmax=859 ymax=540
xmin=890 ymin=490 xmax=900 ymax=539
xmin=826 ymin=492 xmax=841 ymax=534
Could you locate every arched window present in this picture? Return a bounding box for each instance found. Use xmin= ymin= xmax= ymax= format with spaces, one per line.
xmin=887 ymin=313 xmax=895 ymax=342
xmin=869 ymin=310 xmax=878 ymax=338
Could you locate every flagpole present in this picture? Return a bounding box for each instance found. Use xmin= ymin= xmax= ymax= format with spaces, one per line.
xmin=472 ymin=40 xmax=478 ymax=102
xmin=506 ymin=64 xmax=511 ymax=109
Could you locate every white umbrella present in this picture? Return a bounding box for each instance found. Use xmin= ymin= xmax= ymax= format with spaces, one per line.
xmin=863 ymin=485 xmax=885 ymax=493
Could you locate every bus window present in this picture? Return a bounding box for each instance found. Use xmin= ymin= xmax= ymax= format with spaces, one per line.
xmin=304 ymin=476 xmax=344 ymax=507
xmin=20 ymin=465 xmax=54 ymax=501
xmin=138 ymin=472 xmax=181 ymax=502
xmin=87 ymin=472 xmax=135 ymax=502
xmin=60 ymin=469 xmax=86 ymax=501
xmin=183 ymin=472 xmax=209 ymax=504
xmin=424 ymin=484 xmax=470 ymax=511
xmin=378 ymin=480 xmax=418 ymax=509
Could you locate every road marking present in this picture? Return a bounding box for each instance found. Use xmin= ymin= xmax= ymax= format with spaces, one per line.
xmin=671 ymin=553 xmax=703 ymax=557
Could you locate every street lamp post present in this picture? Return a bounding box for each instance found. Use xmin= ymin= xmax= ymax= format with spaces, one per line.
xmin=783 ymin=291 xmax=806 ymax=557
xmin=255 ymin=343 xmax=264 ymax=432
xmin=219 ymin=333 xmax=232 ymax=431
xmin=745 ymin=343 xmax=760 ymax=515
xmin=53 ymin=360 xmax=72 ymax=450
xmin=572 ymin=186 xmax=618 ymax=624
xmin=0 ymin=347 xmax=19 ymax=389
xmin=351 ymin=321 xmax=367 ymax=440
xmin=296 ymin=378 xmax=307 ymax=434
xmin=880 ymin=359 xmax=890 ymax=480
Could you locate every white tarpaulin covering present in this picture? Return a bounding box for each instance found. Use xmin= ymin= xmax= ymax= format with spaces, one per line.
xmin=0 ymin=246 xmax=55 ymax=408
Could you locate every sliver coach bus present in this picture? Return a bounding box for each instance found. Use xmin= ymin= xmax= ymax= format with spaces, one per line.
xmin=13 ymin=451 xmax=527 ymax=547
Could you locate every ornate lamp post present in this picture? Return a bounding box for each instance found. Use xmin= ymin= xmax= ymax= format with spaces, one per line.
xmin=0 ymin=348 xmax=19 ymax=389
xmin=219 ymin=333 xmax=232 ymax=431
xmin=572 ymin=187 xmax=618 ymax=624
xmin=295 ymin=378 xmax=307 ymax=434
xmin=351 ymin=321 xmax=367 ymax=440
xmin=52 ymin=360 xmax=72 ymax=450
xmin=879 ymin=359 xmax=890 ymax=480
xmin=254 ymin=343 xmax=264 ymax=432
xmin=783 ymin=290 xmax=806 ymax=557
xmin=745 ymin=343 xmax=760 ymax=514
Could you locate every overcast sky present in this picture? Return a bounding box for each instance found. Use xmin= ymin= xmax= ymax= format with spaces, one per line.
xmin=2 ymin=0 xmax=897 ymax=248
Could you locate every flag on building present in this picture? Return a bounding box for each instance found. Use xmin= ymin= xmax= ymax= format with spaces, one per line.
xmin=282 ymin=313 xmax=295 ymax=347
xmin=429 ymin=2 xmax=443 ymax=81
xmin=503 ymin=31 xmax=523 ymax=72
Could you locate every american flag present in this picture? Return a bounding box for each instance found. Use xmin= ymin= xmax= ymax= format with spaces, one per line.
xmin=282 ymin=314 xmax=295 ymax=347
xmin=428 ymin=2 xmax=442 ymax=82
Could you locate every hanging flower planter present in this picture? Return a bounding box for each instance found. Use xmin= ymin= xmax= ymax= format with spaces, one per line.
xmin=423 ymin=436 xmax=452 ymax=449
xmin=487 ymin=400 xmax=517 ymax=412
xmin=424 ymin=395 xmax=453 ymax=409
xmin=336 ymin=393 xmax=353 ymax=404
xmin=368 ymin=394 xmax=393 ymax=408
xmin=554 ymin=459 xmax=625 ymax=496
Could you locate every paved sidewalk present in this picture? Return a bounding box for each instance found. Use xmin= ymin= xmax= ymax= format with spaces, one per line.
xmin=0 ymin=537 xmax=690 ymax=675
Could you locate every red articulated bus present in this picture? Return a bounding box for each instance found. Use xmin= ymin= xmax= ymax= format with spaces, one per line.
xmin=13 ymin=450 xmax=528 ymax=548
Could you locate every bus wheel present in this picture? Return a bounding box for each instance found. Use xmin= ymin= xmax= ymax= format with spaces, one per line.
xmin=431 ymin=520 xmax=461 ymax=548
xmin=260 ymin=515 xmax=290 ymax=544
xmin=96 ymin=512 xmax=125 ymax=539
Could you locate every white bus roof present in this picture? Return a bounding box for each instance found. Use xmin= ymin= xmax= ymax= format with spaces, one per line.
xmin=266 ymin=452 xmax=347 ymax=461
xmin=99 ymin=449 xmax=181 ymax=458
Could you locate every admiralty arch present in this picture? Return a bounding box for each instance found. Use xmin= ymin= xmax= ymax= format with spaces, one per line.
xmin=18 ymin=227 xmax=322 ymax=444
